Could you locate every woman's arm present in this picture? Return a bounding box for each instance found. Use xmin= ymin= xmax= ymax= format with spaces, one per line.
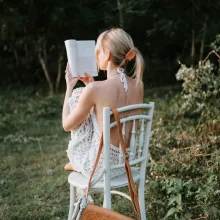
xmin=62 ymin=62 xmax=95 ymax=131
xmin=62 ymin=86 xmax=74 ymax=129
xmin=62 ymin=84 xmax=95 ymax=131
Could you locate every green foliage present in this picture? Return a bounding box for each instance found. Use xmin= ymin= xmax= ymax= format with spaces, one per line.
xmin=145 ymin=36 xmax=220 ymax=219
xmin=1 ymin=0 xmax=220 ymax=87
xmin=176 ymin=60 xmax=220 ymax=116
xmin=175 ymin=36 xmax=220 ymax=138
xmin=211 ymin=34 xmax=220 ymax=52
xmin=0 ymin=84 xmax=220 ymax=219
xmin=144 ymin=82 xmax=220 ymax=219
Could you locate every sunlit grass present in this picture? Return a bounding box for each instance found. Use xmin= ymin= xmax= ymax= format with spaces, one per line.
xmin=0 ymin=86 xmax=219 ymax=219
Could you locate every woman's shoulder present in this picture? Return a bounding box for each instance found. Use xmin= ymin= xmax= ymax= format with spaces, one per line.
xmin=85 ymin=78 xmax=143 ymax=95
xmin=86 ymin=80 xmax=111 ymax=90
xmin=127 ymin=78 xmax=144 ymax=91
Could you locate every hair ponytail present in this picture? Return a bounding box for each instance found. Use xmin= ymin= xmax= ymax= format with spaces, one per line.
xmin=96 ymin=28 xmax=145 ymax=84
xmin=132 ymin=47 xmax=145 ymax=83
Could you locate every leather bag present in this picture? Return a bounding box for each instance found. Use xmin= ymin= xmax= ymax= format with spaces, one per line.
xmin=72 ymin=108 xmax=141 ymax=220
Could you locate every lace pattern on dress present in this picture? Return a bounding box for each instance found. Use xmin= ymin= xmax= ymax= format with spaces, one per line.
xmin=66 ymin=87 xmax=125 ymax=179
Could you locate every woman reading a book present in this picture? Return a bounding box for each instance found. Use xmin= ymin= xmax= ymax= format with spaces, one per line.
xmin=62 ymin=28 xmax=144 ymax=179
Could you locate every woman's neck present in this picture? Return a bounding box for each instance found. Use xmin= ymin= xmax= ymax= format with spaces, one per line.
xmin=106 ymin=63 xmax=120 ymax=79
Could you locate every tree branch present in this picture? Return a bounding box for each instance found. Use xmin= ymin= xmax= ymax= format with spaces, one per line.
xmin=202 ymin=50 xmax=220 ymax=63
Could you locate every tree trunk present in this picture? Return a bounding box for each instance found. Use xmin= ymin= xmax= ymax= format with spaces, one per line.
xmin=56 ymin=53 xmax=63 ymax=93
xmin=200 ymin=22 xmax=207 ymax=61
xmin=199 ymin=39 xmax=204 ymax=61
xmin=11 ymin=45 xmax=19 ymax=66
xmin=38 ymin=50 xmax=54 ymax=96
xmin=191 ymin=5 xmax=195 ymax=66
xmin=43 ymin=40 xmax=47 ymax=63
xmin=117 ymin=0 xmax=124 ymax=28
xmin=191 ymin=29 xmax=195 ymax=66
xmin=24 ymin=44 xmax=28 ymax=65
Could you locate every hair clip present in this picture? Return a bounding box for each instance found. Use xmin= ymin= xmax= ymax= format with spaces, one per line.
xmin=125 ymin=49 xmax=136 ymax=61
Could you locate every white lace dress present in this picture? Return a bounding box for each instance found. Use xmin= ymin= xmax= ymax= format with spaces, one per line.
xmin=66 ymin=69 xmax=127 ymax=179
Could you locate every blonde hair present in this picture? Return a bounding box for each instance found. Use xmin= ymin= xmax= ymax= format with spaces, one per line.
xmin=95 ymin=28 xmax=145 ymax=83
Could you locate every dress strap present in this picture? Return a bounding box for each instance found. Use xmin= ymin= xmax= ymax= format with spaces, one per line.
xmin=117 ymin=68 xmax=128 ymax=93
xmin=117 ymin=68 xmax=128 ymax=117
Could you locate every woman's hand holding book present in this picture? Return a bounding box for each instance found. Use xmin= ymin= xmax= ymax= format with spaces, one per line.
xmin=79 ymin=73 xmax=94 ymax=86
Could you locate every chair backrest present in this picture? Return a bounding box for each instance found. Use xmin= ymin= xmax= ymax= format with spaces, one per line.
xmin=102 ymin=102 xmax=154 ymax=180
xmin=100 ymin=103 xmax=154 ymax=211
xmin=89 ymin=102 xmax=154 ymax=187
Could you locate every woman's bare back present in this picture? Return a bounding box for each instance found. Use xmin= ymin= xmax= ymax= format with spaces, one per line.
xmin=91 ymin=76 xmax=144 ymax=147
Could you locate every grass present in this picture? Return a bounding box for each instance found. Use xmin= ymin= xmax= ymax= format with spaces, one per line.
xmin=0 ymin=85 xmax=219 ymax=220
xmin=0 ymin=89 xmax=69 ymax=220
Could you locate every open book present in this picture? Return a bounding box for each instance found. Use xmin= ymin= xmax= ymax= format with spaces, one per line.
xmin=64 ymin=40 xmax=98 ymax=77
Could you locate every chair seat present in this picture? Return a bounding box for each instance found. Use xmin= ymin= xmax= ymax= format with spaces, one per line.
xmin=68 ymin=167 xmax=140 ymax=190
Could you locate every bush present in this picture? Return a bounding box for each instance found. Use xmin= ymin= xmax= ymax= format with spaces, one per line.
xmin=145 ymin=36 xmax=220 ymax=220
xmin=175 ymin=51 xmax=220 ymax=137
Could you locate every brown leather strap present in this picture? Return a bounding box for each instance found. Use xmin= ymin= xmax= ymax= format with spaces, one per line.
xmin=111 ymin=108 xmax=141 ymax=219
xmin=85 ymin=132 xmax=103 ymax=197
xmin=85 ymin=108 xmax=141 ymax=219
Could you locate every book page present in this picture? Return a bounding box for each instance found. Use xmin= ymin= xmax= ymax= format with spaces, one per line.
xmin=76 ymin=41 xmax=98 ymax=77
xmin=64 ymin=40 xmax=77 ymax=77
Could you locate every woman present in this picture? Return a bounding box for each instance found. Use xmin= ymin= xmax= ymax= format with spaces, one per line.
xmin=62 ymin=28 xmax=144 ymax=179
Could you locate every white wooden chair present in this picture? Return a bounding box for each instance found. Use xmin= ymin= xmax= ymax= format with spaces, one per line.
xmin=67 ymin=103 xmax=155 ymax=220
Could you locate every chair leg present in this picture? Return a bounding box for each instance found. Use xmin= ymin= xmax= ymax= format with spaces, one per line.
xmin=103 ymin=191 xmax=111 ymax=209
xmin=103 ymin=195 xmax=105 ymax=208
xmin=139 ymin=181 xmax=146 ymax=220
xmin=68 ymin=184 xmax=76 ymax=220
